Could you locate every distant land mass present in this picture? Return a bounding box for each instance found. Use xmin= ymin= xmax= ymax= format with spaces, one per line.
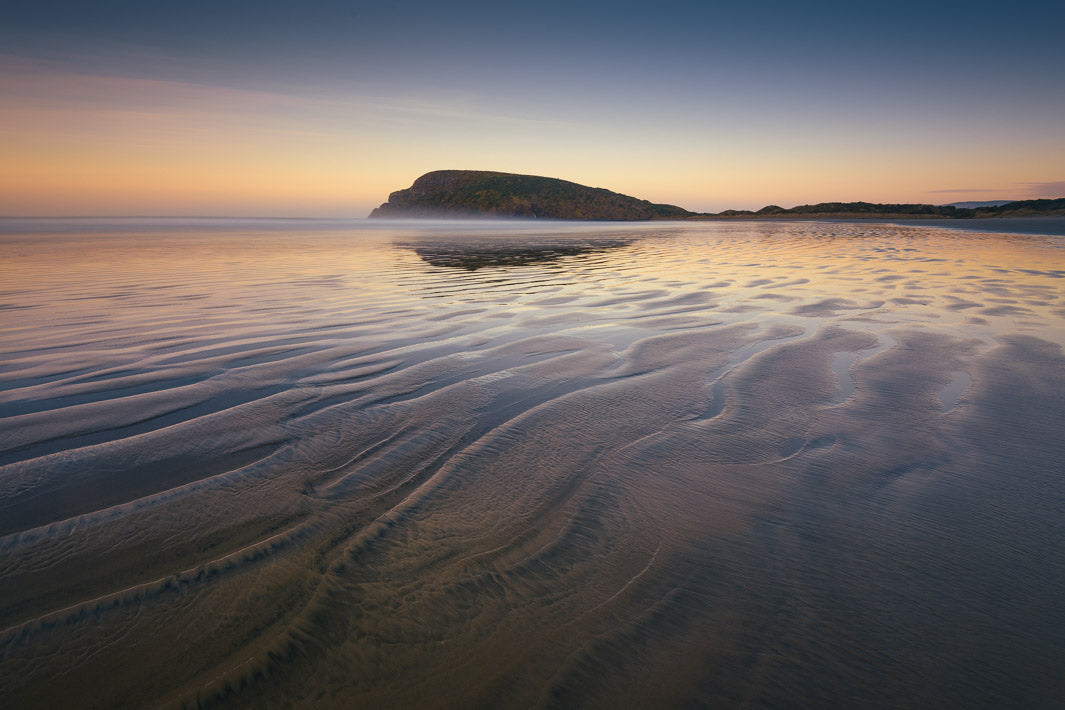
xmin=712 ymin=198 xmax=1065 ymax=219
xmin=369 ymin=170 xmax=692 ymax=220
xmin=369 ymin=170 xmax=1065 ymax=221
xmin=943 ymin=200 xmax=1014 ymax=209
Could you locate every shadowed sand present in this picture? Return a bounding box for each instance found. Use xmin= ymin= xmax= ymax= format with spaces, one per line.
xmin=1 ymin=220 xmax=1063 ymax=708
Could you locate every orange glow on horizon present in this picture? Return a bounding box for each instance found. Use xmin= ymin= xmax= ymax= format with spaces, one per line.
xmin=2 ymin=59 xmax=1062 ymax=217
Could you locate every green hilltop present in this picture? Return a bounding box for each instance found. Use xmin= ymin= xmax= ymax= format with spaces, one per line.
xmin=369 ymin=170 xmax=692 ymax=220
xmin=369 ymin=170 xmax=1065 ymax=221
xmin=714 ymin=198 xmax=1065 ymax=219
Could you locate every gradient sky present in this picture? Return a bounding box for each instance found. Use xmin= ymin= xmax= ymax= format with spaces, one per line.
xmin=2 ymin=0 xmax=1063 ymax=216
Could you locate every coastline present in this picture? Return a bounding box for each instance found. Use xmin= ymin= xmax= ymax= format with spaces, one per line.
xmin=4 ymin=214 xmax=1064 ymax=237
xmin=691 ymin=214 xmax=1065 ymax=237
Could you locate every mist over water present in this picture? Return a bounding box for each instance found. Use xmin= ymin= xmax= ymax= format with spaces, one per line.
xmin=2 ymin=219 xmax=1064 ymax=708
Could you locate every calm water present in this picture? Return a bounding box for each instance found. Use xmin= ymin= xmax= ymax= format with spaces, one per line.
xmin=1 ymin=219 xmax=1064 ymax=708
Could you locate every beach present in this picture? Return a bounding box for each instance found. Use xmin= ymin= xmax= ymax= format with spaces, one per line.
xmin=2 ymin=218 xmax=1064 ymax=707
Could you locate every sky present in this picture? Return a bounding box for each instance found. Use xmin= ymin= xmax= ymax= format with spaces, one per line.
xmin=2 ymin=0 xmax=1063 ymax=216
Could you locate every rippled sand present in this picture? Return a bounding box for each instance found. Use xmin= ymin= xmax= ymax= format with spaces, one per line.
xmin=2 ymin=219 xmax=1064 ymax=708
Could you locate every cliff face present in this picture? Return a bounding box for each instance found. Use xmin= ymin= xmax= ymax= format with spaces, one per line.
xmin=369 ymin=170 xmax=692 ymax=220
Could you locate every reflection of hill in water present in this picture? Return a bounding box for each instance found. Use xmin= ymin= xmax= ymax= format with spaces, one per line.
xmin=398 ymin=237 xmax=635 ymax=270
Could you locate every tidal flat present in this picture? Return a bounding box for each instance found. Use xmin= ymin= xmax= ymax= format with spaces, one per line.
xmin=1 ymin=218 xmax=1064 ymax=708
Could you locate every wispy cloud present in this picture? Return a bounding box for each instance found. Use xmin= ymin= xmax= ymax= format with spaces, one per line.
xmin=0 ymin=52 xmax=572 ymax=143
xmin=928 ymin=183 xmax=1065 ymax=199
xmin=354 ymin=95 xmax=572 ymax=128
xmin=926 ymin=188 xmax=1000 ymax=194
xmin=1020 ymin=181 xmax=1065 ymax=198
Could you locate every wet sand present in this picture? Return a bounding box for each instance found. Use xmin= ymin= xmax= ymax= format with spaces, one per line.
xmin=1 ymin=219 xmax=1063 ymax=708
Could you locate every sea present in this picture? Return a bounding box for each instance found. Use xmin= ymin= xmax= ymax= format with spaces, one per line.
xmin=1 ymin=217 xmax=1064 ymax=708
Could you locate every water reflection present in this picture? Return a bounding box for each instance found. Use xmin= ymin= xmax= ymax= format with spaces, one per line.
xmin=1 ymin=220 xmax=1064 ymax=709
xmin=396 ymin=235 xmax=636 ymax=270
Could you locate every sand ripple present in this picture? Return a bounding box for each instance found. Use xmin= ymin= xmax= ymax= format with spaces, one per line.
xmin=1 ymin=220 xmax=1064 ymax=708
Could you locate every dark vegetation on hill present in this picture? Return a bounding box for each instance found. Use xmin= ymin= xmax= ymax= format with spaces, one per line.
xmin=369 ymin=171 xmax=1065 ymax=221
xmin=968 ymin=197 xmax=1065 ymax=217
xmin=717 ymin=202 xmax=968 ymax=218
xmin=369 ymin=170 xmax=692 ymax=220
xmin=715 ymin=198 xmax=1065 ymax=219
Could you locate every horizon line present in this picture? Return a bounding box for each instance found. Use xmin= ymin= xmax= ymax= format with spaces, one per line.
xmin=5 ymin=196 xmax=1062 ymax=222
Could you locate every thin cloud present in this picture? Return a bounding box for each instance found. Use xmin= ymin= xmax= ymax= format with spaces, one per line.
xmin=1020 ymin=181 xmax=1065 ymax=198
xmin=0 ymin=53 xmax=572 ymax=136
xmin=926 ymin=188 xmax=1000 ymax=194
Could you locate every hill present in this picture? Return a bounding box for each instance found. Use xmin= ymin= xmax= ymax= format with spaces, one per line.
xmin=969 ymin=198 xmax=1065 ymax=217
xmin=711 ymin=198 xmax=1065 ymax=219
xmin=944 ymin=200 xmax=1013 ymax=209
xmin=368 ymin=170 xmax=692 ymax=220
xmin=369 ymin=171 xmax=1065 ymax=221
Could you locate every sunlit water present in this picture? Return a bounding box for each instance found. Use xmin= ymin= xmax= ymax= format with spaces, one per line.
xmin=2 ymin=218 xmax=1064 ymax=708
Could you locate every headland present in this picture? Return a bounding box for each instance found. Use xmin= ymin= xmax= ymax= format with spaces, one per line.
xmin=369 ymin=170 xmax=1065 ymax=222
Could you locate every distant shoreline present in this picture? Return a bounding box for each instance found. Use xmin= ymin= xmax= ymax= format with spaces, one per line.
xmin=370 ymin=170 xmax=1065 ymax=223
xmin=878 ymin=216 xmax=1065 ymax=237
xmin=691 ymin=214 xmax=1065 ymax=237
xmin=3 ymin=215 xmax=1064 ymax=237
